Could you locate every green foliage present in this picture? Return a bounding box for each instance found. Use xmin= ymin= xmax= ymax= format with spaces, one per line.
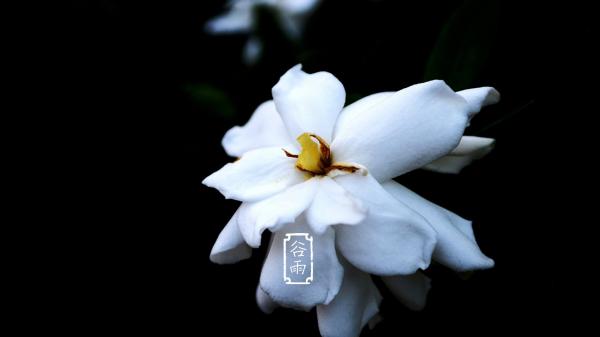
xmin=184 ymin=83 xmax=235 ymax=119
xmin=425 ymin=0 xmax=500 ymax=90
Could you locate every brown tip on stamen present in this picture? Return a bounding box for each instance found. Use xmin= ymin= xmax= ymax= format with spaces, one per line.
xmin=282 ymin=148 xmax=298 ymax=158
xmin=309 ymin=134 xmax=331 ymax=166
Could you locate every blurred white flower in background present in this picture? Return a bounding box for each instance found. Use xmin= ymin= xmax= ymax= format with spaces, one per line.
xmin=205 ymin=0 xmax=320 ymax=63
xmin=204 ymin=64 xmax=499 ymax=337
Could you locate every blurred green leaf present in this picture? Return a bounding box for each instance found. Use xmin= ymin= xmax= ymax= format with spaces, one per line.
xmin=184 ymin=83 xmax=235 ymax=119
xmin=425 ymin=0 xmax=500 ymax=90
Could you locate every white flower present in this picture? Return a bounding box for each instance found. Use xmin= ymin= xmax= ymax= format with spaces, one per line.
xmin=205 ymin=0 xmax=320 ymax=63
xmin=204 ymin=64 xmax=499 ymax=337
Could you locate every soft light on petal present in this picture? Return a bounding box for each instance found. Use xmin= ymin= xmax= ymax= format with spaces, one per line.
xmin=204 ymin=2 xmax=253 ymax=34
xmin=334 ymin=174 xmax=437 ymax=276
xmin=202 ymin=147 xmax=305 ymax=202
xmin=382 ymin=180 xmax=494 ymax=271
xmin=272 ymin=64 xmax=346 ymax=142
xmin=423 ymin=136 xmax=495 ymax=174
xmin=237 ymin=178 xmax=319 ymax=247
xmin=210 ymin=206 xmax=252 ymax=264
xmin=256 ymin=285 xmax=278 ymax=314
xmin=305 ymin=176 xmax=367 ymax=235
xmin=277 ymin=0 xmax=320 ymax=15
xmin=332 ymin=81 xmax=500 ymax=181
xmin=457 ymin=87 xmax=500 ymax=118
xmin=382 ymin=271 xmax=431 ymax=311
xmin=259 ymin=219 xmax=344 ymax=310
xmin=316 ymin=261 xmax=382 ymax=337
xmin=222 ymin=100 xmax=293 ymax=157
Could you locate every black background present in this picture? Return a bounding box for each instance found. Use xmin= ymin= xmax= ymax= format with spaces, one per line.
xmin=47 ymin=0 xmax=591 ymax=335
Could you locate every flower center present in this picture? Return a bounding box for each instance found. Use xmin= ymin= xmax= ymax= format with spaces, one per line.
xmin=283 ymin=133 xmax=365 ymax=176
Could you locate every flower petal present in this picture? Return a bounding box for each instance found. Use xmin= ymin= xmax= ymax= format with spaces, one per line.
xmin=332 ymin=81 xmax=500 ymax=181
xmin=259 ymin=219 xmax=344 ymax=310
xmin=202 ymin=147 xmax=305 ymax=202
xmin=334 ymin=174 xmax=437 ymax=276
xmin=222 ymin=100 xmax=294 ymax=157
xmin=382 ymin=180 xmax=494 ymax=271
xmin=237 ymin=179 xmax=318 ymax=247
xmin=277 ymin=0 xmax=320 ymax=15
xmin=209 ymin=206 xmax=252 ymax=264
xmin=272 ymin=64 xmax=346 ymax=142
xmin=423 ymin=136 xmax=495 ymax=174
xmin=457 ymin=87 xmax=500 ymax=119
xmin=382 ymin=271 xmax=431 ymax=311
xmin=316 ymin=261 xmax=382 ymax=337
xmin=305 ymin=176 xmax=367 ymax=235
xmin=204 ymin=2 xmax=253 ymax=34
xmin=256 ymin=285 xmax=278 ymax=314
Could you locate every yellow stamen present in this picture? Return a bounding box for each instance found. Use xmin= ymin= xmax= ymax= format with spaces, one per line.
xmin=296 ymin=133 xmax=331 ymax=174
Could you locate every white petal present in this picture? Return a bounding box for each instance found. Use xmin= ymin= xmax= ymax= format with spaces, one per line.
xmin=382 ymin=180 xmax=494 ymax=271
xmin=277 ymin=0 xmax=320 ymax=15
xmin=457 ymin=87 xmax=500 ymax=117
xmin=332 ymin=81 xmax=500 ymax=181
xmin=202 ymin=147 xmax=305 ymax=202
xmin=210 ymin=206 xmax=252 ymax=264
xmin=237 ymin=179 xmax=318 ymax=247
xmin=316 ymin=261 xmax=382 ymax=337
xmin=222 ymin=100 xmax=294 ymax=157
xmin=272 ymin=64 xmax=346 ymax=142
xmin=204 ymin=2 xmax=253 ymax=34
xmin=256 ymin=285 xmax=278 ymax=314
xmin=334 ymin=174 xmax=437 ymax=276
xmin=382 ymin=271 xmax=431 ymax=311
xmin=423 ymin=136 xmax=495 ymax=174
xmin=305 ymin=176 xmax=367 ymax=235
xmin=332 ymin=92 xmax=393 ymax=134
xmin=259 ymin=219 xmax=344 ymax=310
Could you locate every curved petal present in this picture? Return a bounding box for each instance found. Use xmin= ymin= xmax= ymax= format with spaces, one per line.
xmin=423 ymin=136 xmax=495 ymax=174
xmin=382 ymin=271 xmax=431 ymax=311
xmin=316 ymin=261 xmax=382 ymax=337
xmin=382 ymin=180 xmax=494 ymax=271
xmin=237 ymin=178 xmax=318 ymax=247
xmin=457 ymin=87 xmax=500 ymax=118
xmin=259 ymin=219 xmax=344 ymax=310
xmin=272 ymin=64 xmax=346 ymax=142
xmin=202 ymin=147 xmax=305 ymax=202
xmin=305 ymin=176 xmax=367 ymax=235
xmin=204 ymin=2 xmax=253 ymax=34
xmin=222 ymin=100 xmax=294 ymax=157
xmin=332 ymin=92 xmax=393 ymax=135
xmin=334 ymin=174 xmax=437 ymax=276
xmin=209 ymin=206 xmax=252 ymax=264
xmin=332 ymin=81 xmax=500 ymax=181
xmin=278 ymin=0 xmax=320 ymax=15
xmin=256 ymin=285 xmax=278 ymax=314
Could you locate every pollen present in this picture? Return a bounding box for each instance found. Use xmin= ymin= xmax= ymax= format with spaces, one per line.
xmin=283 ymin=132 xmax=365 ymax=177
xmin=295 ymin=133 xmax=331 ymax=175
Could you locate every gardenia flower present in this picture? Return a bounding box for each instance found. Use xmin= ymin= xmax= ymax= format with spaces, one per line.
xmin=204 ymin=64 xmax=499 ymax=337
xmin=205 ymin=0 xmax=320 ymax=63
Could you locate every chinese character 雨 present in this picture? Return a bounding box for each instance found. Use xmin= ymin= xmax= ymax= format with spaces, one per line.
xmin=290 ymin=260 xmax=306 ymax=275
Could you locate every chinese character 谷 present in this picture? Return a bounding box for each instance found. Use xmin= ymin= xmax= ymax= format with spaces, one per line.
xmin=289 ymin=240 xmax=306 ymax=257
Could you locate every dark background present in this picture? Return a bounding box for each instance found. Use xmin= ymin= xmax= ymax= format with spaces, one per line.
xmin=48 ymin=0 xmax=591 ymax=335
